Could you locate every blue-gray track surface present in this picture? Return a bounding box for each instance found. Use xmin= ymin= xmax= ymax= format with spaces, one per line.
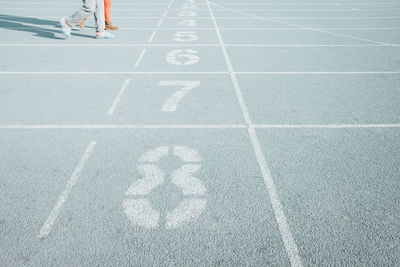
xmin=0 ymin=0 xmax=400 ymax=266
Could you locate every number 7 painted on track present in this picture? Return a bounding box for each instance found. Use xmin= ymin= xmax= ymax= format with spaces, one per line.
xmin=159 ymin=81 xmax=201 ymax=112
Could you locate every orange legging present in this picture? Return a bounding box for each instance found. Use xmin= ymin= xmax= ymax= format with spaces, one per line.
xmin=104 ymin=0 xmax=112 ymax=22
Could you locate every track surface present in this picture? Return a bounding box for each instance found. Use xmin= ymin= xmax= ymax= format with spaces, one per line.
xmin=1 ymin=0 xmax=400 ymax=266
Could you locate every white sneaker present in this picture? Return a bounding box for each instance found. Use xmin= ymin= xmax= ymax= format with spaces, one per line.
xmin=96 ymin=31 xmax=115 ymax=39
xmin=60 ymin=18 xmax=71 ymax=38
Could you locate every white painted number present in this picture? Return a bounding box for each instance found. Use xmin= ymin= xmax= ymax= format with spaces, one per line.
xmin=178 ymin=11 xmax=197 ymax=17
xmin=123 ymin=146 xmax=206 ymax=229
xmin=181 ymin=4 xmax=197 ymax=10
xmin=159 ymin=80 xmax=200 ymax=112
xmin=165 ymin=49 xmax=199 ymax=66
xmin=172 ymin=31 xmax=199 ymax=42
xmin=177 ymin=19 xmax=197 ymax=27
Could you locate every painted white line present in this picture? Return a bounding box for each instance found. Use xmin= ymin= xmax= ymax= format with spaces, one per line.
xmin=208 ymin=1 xmax=302 ymax=266
xmin=0 ymin=1 xmax=398 ymax=5
xmin=7 ymin=7 xmax=400 ymax=11
xmin=1 ymin=71 xmax=399 ymax=75
xmin=209 ymin=2 xmax=400 ymax=48
xmin=0 ymin=44 xmax=395 ymax=47
xmin=162 ymin=0 xmax=175 ymax=17
xmin=147 ymin=30 xmax=158 ymax=43
xmin=247 ymin=128 xmax=303 ymax=266
xmin=206 ymin=0 xmax=251 ymax=125
xmin=156 ymin=18 xmax=164 ymax=27
xmin=0 ymin=71 xmax=230 ymax=74
xmin=134 ymin=48 xmax=147 ymax=67
xmin=335 ymin=3 xmax=361 ymax=11
xmin=0 ymin=2 xmax=173 ymax=5
xmin=38 ymin=141 xmax=96 ymax=239
xmin=1 ymin=124 xmax=400 ymax=130
xmin=0 ymin=124 xmax=247 ymax=129
xmin=254 ymin=123 xmax=400 ymax=129
xmin=9 ymin=16 xmax=400 ymax=19
xmin=236 ymin=71 xmax=400 ymax=74
xmin=4 ymin=27 xmax=400 ymax=30
xmin=107 ymin=79 xmax=131 ymax=115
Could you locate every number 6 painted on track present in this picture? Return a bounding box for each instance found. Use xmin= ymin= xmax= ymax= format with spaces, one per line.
xmin=165 ymin=49 xmax=199 ymax=66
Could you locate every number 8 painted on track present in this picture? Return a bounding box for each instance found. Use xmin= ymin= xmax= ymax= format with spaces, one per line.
xmin=122 ymin=146 xmax=207 ymax=229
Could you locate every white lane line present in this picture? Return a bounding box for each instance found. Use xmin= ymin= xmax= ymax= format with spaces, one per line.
xmin=0 ymin=2 xmax=171 ymax=5
xmin=207 ymin=1 xmax=303 ymax=266
xmin=206 ymin=1 xmax=251 ymax=125
xmin=236 ymin=71 xmax=400 ymax=74
xmin=4 ymin=27 xmax=400 ymax=30
xmin=9 ymin=16 xmax=400 ymax=19
xmin=254 ymin=123 xmax=400 ymax=128
xmin=38 ymin=141 xmax=96 ymax=239
xmin=162 ymin=0 xmax=175 ymax=17
xmin=1 ymin=124 xmax=400 ymax=130
xmin=0 ymin=44 xmax=396 ymax=47
xmin=147 ymin=30 xmax=158 ymax=43
xmin=156 ymin=18 xmax=164 ymax=27
xmin=0 ymin=1 xmax=397 ymax=5
xmin=209 ymin=2 xmax=400 ymax=48
xmin=0 ymin=124 xmax=247 ymax=129
xmin=335 ymin=3 xmax=361 ymax=11
xmin=2 ymin=7 xmax=400 ymax=11
xmin=107 ymin=79 xmax=131 ymax=115
xmin=134 ymin=49 xmax=147 ymax=67
xmin=247 ymin=128 xmax=303 ymax=267
xmin=1 ymin=71 xmax=399 ymax=75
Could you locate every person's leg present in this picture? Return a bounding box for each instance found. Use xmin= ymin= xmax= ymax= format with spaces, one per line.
xmin=104 ymin=0 xmax=111 ymax=23
xmin=94 ymin=0 xmax=115 ymax=38
xmin=104 ymin=0 xmax=119 ymax=30
xmin=66 ymin=0 xmax=95 ymax=26
xmin=93 ymin=0 xmax=105 ymax=33
xmin=60 ymin=0 xmax=96 ymax=38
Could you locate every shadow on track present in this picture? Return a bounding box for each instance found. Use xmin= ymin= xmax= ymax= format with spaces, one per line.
xmin=0 ymin=14 xmax=95 ymax=39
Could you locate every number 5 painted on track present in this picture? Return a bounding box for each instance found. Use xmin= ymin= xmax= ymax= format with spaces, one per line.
xmin=173 ymin=31 xmax=199 ymax=42
xmin=159 ymin=81 xmax=200 ymax=112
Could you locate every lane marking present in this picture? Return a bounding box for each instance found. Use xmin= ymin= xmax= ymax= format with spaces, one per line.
xmin=1 ymin=124 xmax=400 ymax=130
xmin=38 ymin=141 xmax=97 ymax=239
xmin=209 ymin=2 xmax=400 ymax=48
xmin=247 ymin=128 xmax=303 ymax=266
xmin=107 ymin=79 xmax=131 ymax=115
xmin=1 ymin=71 xmax=400 ymax=75
xmin=236 ymin=71 xmax=400 ymax=74
xmin=207 ymin=1 xmax=303 ymax=266
xmin=206 ymin=1 xmax=251 ymax=125
xmin=254 ymin=123 xmax=400 ymax=128
xmin=156 ymin=18 xmax=164 ymax=27
xmin=0 ymin=1 xmax=398 ymax=5
xmin=147 ymin=30 xmax=158 ymax=43
xmin=163 ymin=0 xmax=175 ymax=17
xmin=134 ymin=49 xmax=147 ymax=67
xmin=0 ymin=44 xmax=398 ymax=47
xmin=2 ymin=7 xmax=400 ymax=11
xmin=3 ymin=27 xmax=400 ymax=31
xmin=0 ymin=124 xmax=246 ymax=129
xmin=5 ymin=16 xmax=400 ymax=19
xmin=0 ymin=71 xmax=230 ymax=74
xmin=335 ymin=3 xmax=361 ymax=11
